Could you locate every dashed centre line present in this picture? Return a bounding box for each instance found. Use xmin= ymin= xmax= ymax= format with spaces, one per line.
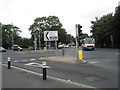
xmin=13 ymin=58 xmax=36 ymax=63
xmin=30 ymin=58 xmax=36 ymax=61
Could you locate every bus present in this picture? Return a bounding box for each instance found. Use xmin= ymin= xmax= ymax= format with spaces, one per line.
xmin=81 ymin=38 xmax=95 ymax=51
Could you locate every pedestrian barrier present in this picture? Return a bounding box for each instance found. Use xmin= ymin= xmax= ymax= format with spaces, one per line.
xmin=42 ymin=61 xmax=47 ymax=80
xmin=7 ymin=57 xmax=11 ymax=69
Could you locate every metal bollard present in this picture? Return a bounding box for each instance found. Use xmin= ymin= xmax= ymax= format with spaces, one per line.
xmin=42 ymin=61 xmax=47 ymax=80
xmin=8 ymin=57 xmax=11 ymax=69
xmin=62 ymin=48 xmax=65 ymax=57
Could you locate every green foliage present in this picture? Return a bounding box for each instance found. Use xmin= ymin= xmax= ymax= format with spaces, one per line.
xmin=90 ymin=13 xmax=113 ymax=48
xmin=109 ymin=6 xmax=120 ymax=48
xmin=17 ymin=38 xmax=33 ymax=48
xmin=90 ymin=7 xmax=119 ymax=49
xmin=29 ymin=16 xmax=75 ymax=47
xmin=81 ymin=33 xmax=89 ymax=39
xmin=2 ymin=24 xmax=22 ymax=48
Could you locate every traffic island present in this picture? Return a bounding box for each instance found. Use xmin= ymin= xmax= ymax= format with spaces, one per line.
xmin=39 ymin=56 xmax=87 ymax=64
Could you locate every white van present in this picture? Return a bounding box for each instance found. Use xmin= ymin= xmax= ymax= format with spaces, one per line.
xmin=81 ymin=38 xmax=95 ymax=51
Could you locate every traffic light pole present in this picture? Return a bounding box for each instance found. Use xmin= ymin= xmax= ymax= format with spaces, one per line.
xmin=75 ymin=24 xmax=79 ymax=62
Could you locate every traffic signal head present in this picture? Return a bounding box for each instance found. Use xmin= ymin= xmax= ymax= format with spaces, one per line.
xmin=78 ymin=24 xmax=82 ymax=38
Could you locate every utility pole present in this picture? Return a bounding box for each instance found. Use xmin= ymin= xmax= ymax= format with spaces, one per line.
xmin=111 ymin=35 xmax=113 ymax=49
xmin=38 ymin=23 xmax=41 ymax=50
xmin=0 ymin=22 xmax=2 ymax=47
xmin=34 ymin=33 xmax=37 ymax=51
xmin=39 ymin=30 xmax=41 ymax=50
xmin=12 ymin=23 xmax=14 ymax=51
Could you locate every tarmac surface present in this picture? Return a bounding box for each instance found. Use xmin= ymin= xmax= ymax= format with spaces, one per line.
xmin=2 ymin=64 xmax=89 ymax=88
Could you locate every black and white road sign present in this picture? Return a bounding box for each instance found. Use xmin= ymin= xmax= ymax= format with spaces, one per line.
xmin=44 ymin=31 xmax=58 ymax=41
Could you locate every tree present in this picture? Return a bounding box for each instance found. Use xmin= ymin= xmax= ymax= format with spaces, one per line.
xmin=109 ymin=6 xmax=120 ymax=48
xmin=29 ymin=16 xmax=74 ymax=47
xmin=81 ymin=33 xmax=89 ymax=39
xmin=2 ymin=24 xmax=21 ymax=48
xmin=17 ymin=38 xmax=33 ymax=48
xmin=90 ymin=13 xmax=113 ymax=48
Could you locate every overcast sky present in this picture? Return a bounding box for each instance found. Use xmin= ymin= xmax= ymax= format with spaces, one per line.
xmin=0 ymin=0 xmax=119 ymax=38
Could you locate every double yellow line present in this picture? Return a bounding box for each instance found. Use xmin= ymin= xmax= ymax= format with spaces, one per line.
xmin=1 ymin=64 xmax=96 ymax=88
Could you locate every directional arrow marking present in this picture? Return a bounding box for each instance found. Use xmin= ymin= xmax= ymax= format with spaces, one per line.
xmin=24 ymin=62 xmax=51 ymax=68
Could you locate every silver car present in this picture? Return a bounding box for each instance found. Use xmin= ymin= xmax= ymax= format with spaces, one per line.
xmin=0 ymin=47 xmax=6 ymax=52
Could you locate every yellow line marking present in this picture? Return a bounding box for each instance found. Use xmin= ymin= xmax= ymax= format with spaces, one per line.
xmin=1 ymin=64 xmax=96 ymax=88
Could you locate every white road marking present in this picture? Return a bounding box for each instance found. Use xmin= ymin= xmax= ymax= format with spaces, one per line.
xmin=24 ymin=62 xmax=43 ymax=67
xmin=24 ymin=62 xmax=51 ymax=68
xmin=14 ymin=60 xmax=20 ymax=62
xmin=21 ymin=60 xmax=28 ymax=62
xmin=30 ymin=58 xmax=36 ymax=61
xmin=90 ymin=61 xmax=97 ymax=64
xmin=115 ymin=53 xmax=120 ymax=55
xmin=24 ymin=62 xmax=37 ymax=65
xmin=68 ymin=79 xmax=71 ymax=82
xmin=89 ymin=59 xmax=117 ymax=64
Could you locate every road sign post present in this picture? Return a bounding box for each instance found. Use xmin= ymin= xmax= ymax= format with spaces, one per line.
xmin=55 ymin=41 xmax=57 ymax=56
xmin=44 ymin=31 xmax=58 ymax=57
xmin=45 ymin=41 xmax=47 ymax=57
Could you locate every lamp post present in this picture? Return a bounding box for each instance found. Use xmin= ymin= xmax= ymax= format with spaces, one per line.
xmin=39 ymin=30 xmax=41 ymax=50
xmin=0 ymin=22 xmax=2 ymax=47
xmin=32 ymin=28 xmax=37 ymax=51
xmin=38 ymin=23 xmax=42 ymax=50
xmin=11 ymin=23 xmax=14 ymax=51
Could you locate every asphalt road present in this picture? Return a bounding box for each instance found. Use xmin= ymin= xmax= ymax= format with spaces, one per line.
xmin=1 ymin=48 xmax=119 ymax=88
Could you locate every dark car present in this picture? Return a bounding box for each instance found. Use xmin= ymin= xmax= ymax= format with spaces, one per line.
xmin=0 ymin=47 xmax=6 ymax=52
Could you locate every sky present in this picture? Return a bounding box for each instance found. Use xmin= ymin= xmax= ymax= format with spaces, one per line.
xmin=0 ymin=0 xmax=119 ymax=38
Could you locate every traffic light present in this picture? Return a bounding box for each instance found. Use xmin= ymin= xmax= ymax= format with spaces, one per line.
xmin=78 ymin=24 xmax=82 ymax=38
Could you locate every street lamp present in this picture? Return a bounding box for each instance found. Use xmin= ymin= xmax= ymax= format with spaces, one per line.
xmin=0 ymin=22 xmax=2 ymax=47
xmin=32 ymin=28 xmax=37 ymax=51
xmin=11 ymin=23 xmax=14 ymax=51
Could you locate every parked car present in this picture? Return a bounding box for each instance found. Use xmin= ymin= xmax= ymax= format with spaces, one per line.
xmin=12 ymin=45 xmax=23 ymax=51
xmin=0 ymin=47 xmax=6 ymax=52
xmin=58 ymin=44 xmax=64 ymax=49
